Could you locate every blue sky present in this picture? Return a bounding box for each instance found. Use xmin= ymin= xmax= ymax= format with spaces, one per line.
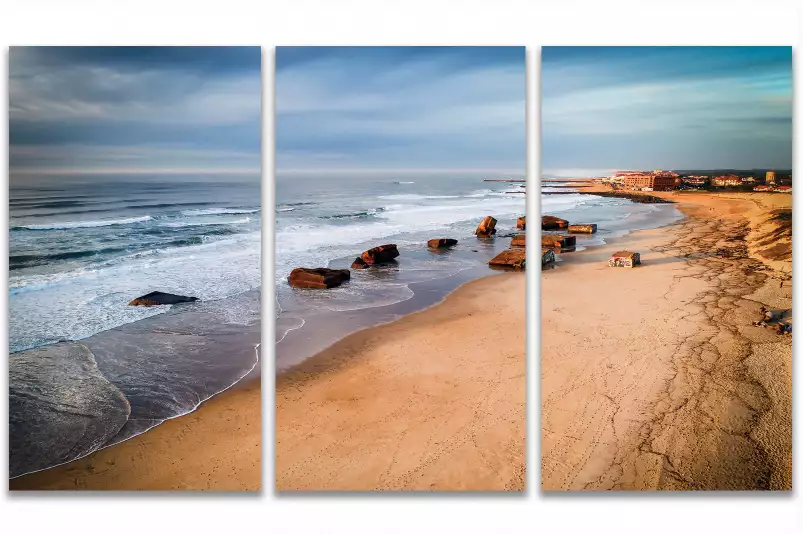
xmin=541 ymin=46 xmax=792 ymax=174
xmin=276 ymin=46 xmax=525 ymax=174
xmin=9 ymin=46 xmax=261 ymax=175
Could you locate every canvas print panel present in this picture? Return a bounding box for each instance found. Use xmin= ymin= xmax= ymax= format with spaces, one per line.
xmin=275 ymin=46 xmax=526 ymax=491
xmin=540 ymin=46 xmax=792 ymax=491
xmin=9 ymin=46 xmax=262 ymax=491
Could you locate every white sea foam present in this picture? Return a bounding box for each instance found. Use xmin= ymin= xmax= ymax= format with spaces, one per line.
xmin=181 ymin=208 xmax=259 ymax=216
xmin=377 ymin=193 xmax=429 ymax=201
xmin=161 ymin=217 xmax=251 ymax=228
xmin=15 ymin=215 xmax=153 ymax=230
xmin=275 ymin=189 xmax=523 ymax=281
xmin=541 ymin=193 xmax=591 ymax=213
xmin=9 ymin=230 xmax=260 ymax=351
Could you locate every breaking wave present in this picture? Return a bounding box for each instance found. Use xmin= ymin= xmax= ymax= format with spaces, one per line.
xmin=181 ymin=207 xmax=259 ymax=216
xmin=13 ymin=215 xmax=153 ymax=231
xmin=161 ymin=217 xmax=251 ymax=228
xmin=319 ymin=209 xmax=384 ymax=220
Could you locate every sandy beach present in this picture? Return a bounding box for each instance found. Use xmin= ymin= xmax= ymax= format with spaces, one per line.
xmin=10 ymin=378 xmax=261 ymax=491
xmin=12 ymin=269 xmax=525 ymax=492
xmin=276 ymin=272 xmax=526 ymax=491
xmin=541 ymin=188 xmax=792 ymax=490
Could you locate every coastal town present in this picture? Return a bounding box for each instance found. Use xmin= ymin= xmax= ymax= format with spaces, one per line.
xmin=599 ymin=169 xmax=792 ymax=193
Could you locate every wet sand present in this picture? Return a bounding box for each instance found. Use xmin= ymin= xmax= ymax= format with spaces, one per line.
xmin=541 ymin=191 xmax=792 ymax=490
xmin=276 ymin=272 xmax=526 ymax=491
xmin=10 ymin=377 xmax=261 ymax=491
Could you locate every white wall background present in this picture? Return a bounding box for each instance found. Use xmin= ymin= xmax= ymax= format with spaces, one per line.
xmin=1 ymin=1 xmax=801 ymax=534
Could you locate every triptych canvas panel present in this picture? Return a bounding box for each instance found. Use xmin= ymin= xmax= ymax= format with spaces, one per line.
xmin=7 ymin=46 xmax=792 ymax=492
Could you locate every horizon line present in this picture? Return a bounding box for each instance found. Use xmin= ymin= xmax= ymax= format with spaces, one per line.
xmin=276 ymin=167 xmax=527 ymax=175
xmin=10 ymin=168 xmax=262 ymax=176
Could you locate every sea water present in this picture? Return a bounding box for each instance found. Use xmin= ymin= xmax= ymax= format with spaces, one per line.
xmin=541 ymin=182 xmax=685 ymax=255
xmin=8 ymin=174 xmax=261 ymax=478
xmin=275 ymin=172 xmax=526 ymax=368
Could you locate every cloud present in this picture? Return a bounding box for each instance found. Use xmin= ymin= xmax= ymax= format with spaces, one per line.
xmin=10 ymin=68 xmax=260 ymax=126
xmin=541 ymin=47 xmax=792 ymax=170
xmin=9 ymin=47 xmax=261 ymax=174
xmin=275 ymin=47 xmax=525 ymax=172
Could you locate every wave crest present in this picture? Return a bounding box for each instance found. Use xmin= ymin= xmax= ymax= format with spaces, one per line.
xmin=13 ymin=216 xmax=153 ymax=231
xmin=181 ymin=208 xmax=259 ymax=216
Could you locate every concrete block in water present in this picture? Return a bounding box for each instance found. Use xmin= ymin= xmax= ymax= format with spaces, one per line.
xmin=489 ymin=249 xmax=526 ymax=270
xmin=475 ymin=216 xmax=498 ymax=236
xmin=427 ymin=238 xmax=458 ymax=249
xmin=510 ymin=234 xmax=526 ymax=247
xmin=567 ymin=224 xmax=597 ymax=234
xmin=288 ymin=268 xmax=351 ymax=289
xmin=542 ymin=215 xmax=569 ymax=230
xmin=360 ymin=244 xmax=400 ymax=265
xmin=541 ymin=234 xmax=576 ymax=250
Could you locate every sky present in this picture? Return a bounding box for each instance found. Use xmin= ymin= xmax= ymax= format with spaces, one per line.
xmin=275 ymin=46 xmax=525 ymax=174
xmin=541 ymin=47 xmax=792 ymax=174
xmin=9 ymin=46 xmax=261 ymax=176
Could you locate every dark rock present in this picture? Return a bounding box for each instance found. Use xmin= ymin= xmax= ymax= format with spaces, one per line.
xmin=475 ymin=216 xmax=497 ymax=237
xmin=427 ymin=238 xmax=458 ymax=249
xmin=361 ymin=244 xmax=400 ymax=265
xmin=288 ymin=268 xmax=351 ymax=289
xmin=128 ymin=291 xmax=199 ymax=307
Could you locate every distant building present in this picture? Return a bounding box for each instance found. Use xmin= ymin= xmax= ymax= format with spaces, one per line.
xmin=712 ymin=175 xmax=742 ymax=187
xmin=682 ymin=176 xmax=708 ymax=187
xmin=622 ymin=170 xmax=677 ymax=191
xmin=766 ymin=170 xmax=776 ymax=185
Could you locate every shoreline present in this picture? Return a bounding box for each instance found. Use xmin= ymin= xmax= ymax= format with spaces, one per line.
xmin=10 ymin=291 xmax=262 ymax=491
xmin=276 ymin=271 xmax=526 ymax=491
xmin=277 ymin=260 xmax=511 ymax=370
xmin=10 ymin=372 xmax=262 ymax=491
xmin=541 ymin=191 xmax=792 ymax=490
xmin=11 ymin=268 xmax=522 ymax=491
xmin=276 ymin=226 xmax=525 ymax=370
xmin=278 ymin=269 xmax=506 ymax=368
xmin=9 ymin=344 xmax=261 ymax=485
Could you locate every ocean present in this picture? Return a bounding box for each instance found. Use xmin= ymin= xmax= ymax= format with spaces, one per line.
xmin=275 ymin=172 xmax=526 ymax=369
xmin=541 ymin=182 xmax=684 ymax=255
xmin=8 ymin=174 xmax=261 ymax=478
